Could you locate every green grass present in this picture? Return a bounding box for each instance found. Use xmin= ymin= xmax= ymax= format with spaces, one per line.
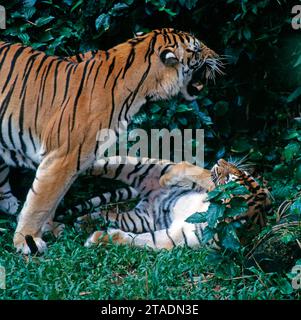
xmin=0 ymin=222 xmax=300 ymax=300
xmin=0 ymin=173 xmax=299 ymax=300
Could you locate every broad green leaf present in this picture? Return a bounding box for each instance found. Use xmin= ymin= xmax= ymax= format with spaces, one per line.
xmin=23 ymin=0 xmax=37 ymax=7
xmin=186 ymin=212 xmax=207 ymax=224
xmin=111 ymin=3 xmax=130 ymax=17
xmin=207 ymin=188 xmax=223 ymax=201
xmin=220 ymin=224 xmax=241 ymax=251
xmin=243 ymin=27 xmax=251 ymax=40
xmin=207 ymin=203 xmax=225 ymax=228
xmin=95 ymin=14 xmax=110 ymax=31
xmin=283 ymin=141 xmax=300 ymax=162
xmin=202 ymin=226 xmax=215 ymax=244
xmin=35 ymin=16 xmax=55 ymax=27
xmin=225 ymin=198 xmax=248 ymax=217
xmin=176 ymin=104 xmax=192 ymax=112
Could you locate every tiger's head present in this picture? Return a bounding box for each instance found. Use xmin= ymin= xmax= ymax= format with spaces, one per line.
xmin=211 ymin=159 xmax=243 ymax=185
xmin=110 ymin=28 xmax=223 ymax=102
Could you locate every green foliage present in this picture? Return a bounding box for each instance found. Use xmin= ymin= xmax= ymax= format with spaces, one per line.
xmin=0 ymin=0 xmax=300 ymax=299
xmin=186 ymin=181 xmax=249 ymax=252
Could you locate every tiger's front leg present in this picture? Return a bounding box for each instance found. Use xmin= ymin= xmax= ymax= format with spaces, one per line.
xmin=13 ymin=153 xmax=82 ymax=254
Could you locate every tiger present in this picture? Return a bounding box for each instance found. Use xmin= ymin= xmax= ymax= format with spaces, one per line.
xmin=0 ymin=28 xmax=223 ymax=254
xmin=63 ymin=157 xmax=271 ymax=250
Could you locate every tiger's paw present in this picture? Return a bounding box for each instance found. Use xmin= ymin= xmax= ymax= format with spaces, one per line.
xmin=84 ymin=230 xmax=107 ymax=247
xmin=0 ymin=195 xmax=20 ymax=215
xmin=14 ymin=234 xmax=47 ymax=255
xmin=84 ymin=229 xmax=126 ymax=247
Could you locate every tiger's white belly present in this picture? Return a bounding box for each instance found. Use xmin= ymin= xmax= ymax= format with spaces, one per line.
xmin=172 ymin=192 xmax=209 ymax=222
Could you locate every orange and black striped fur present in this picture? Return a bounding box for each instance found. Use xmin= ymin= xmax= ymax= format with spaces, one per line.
xmin=0 ymin=28 xmax=221 ymax=254
xmin=70 ymin=158 xmax=271 ymax=250
xmin=211 ymin=159 xmax=271 ymax=228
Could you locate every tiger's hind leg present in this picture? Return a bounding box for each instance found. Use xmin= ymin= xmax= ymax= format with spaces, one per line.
xmin=84 ymin=222 xmax=204 ymax=250
xmin=0 ymin=158 xmax=20 ymax=215
xmin=70 ymin=186 xmax=139 ymax=230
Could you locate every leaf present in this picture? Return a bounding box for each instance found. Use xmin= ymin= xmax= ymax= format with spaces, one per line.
xmin=23 ymin=7 xmax=36 ymax=19
xmin=202 ymin=226 xmax=215 ymax=244
xmin=35 ymin=16 xmax=55 ymax=27
xmin=207 ymin=188 xmax=223 ymax=201
xmin=283 ymin=129 xmax=299 ymax=140
xmin=289 ymin=198 xmax=301 ymax=215
xmin=283 ymin=141 xmax=300 ymax=162
xmin=224 ymin=197 xmax=248 ymax=217
xmin=63 ymin=0 xmax=73 ymax=5
xmin=293 ymin=55 xmax=301 ymax=68
xmin=280 ymin=232 xmax=296 ymax=244
xmin=95 ymin=14 xmax=110 ymax=31
xmin=150 ymin=104 xmax=161 ymax=113
xmin=228 ymin=185 xmax=249 ymax=196
xmin=23 ymin=0 xmax=37 ymax=7
xmin=220 ymin=224 xmax=241 ymax=251
xmin=243 ymin=27 xmax=251 ymax=40
xmin=206 ymin=203 xmax=225 ymax=228
xmin=287 ymin=87 xmax=301 ymax=103
xmin=214 ymin=101 xmax=229 ymax=116
xmin=110 ymin=3 xmax=129 ymax=16
xmin=186 ymin=212 xmax=207 ymax=224
xmin=71 ymin=0 xmax=83 ymax=12
xmin=198 ymin=111 xmax=213 ymax=125
xmin=176 ymin=104 xmax=192 ymax=112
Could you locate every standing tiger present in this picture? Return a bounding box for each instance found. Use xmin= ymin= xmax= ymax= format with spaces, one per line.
xmin=63 ymin=157 xmax=271 ymax=250
xmin=0 ymin=28 xmax=222 ymax=254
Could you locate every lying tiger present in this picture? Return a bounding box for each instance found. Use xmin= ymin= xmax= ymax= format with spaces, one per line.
xmin=63 ymin=157 xmax=271 ymax=250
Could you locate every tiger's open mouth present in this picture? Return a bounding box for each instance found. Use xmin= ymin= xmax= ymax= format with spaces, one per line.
xmin=186 ymin=57 xmax=224 ymax=98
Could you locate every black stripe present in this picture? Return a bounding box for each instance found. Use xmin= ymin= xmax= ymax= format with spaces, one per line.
xmin=150 ymin=231 xmax=156 ymax=246
xmin=18 ymin=98 xmax=27 ymax=154
xmin=19 ymin=53 xmax=40 ymax=99
xmin=0 ymin=76 xmax=19 ymax=149
xmin=62 ymin=63 xmax=74 ymax=105
xmin=86 ymin=60 xmax=96 ymax=82
xmin=166 ymin=229 xmax=176 ymax=247
xmin=104 ymin=57 xmax=116 ymax=88
xmin=51 ymin=60 xmax=64 ymax=107
xmin=76 ymin=143 xmax=83 ymax=171
xmin=0 ymin=43 xmax=13 ymax=71
xmin=181 ymin=228 xmax=188 ymax=246
xmin=71 ymin=60 xmax=90 ymax=130
xmin=1 ymin=46 xmax=24 ymax=94
xmin=121 ymin=215 xmax=130 ymax=231
xmin=126 ymin=213 xmax=137 ymax=233
xmin=28 ymin=128 xmax=37 ymax=153
xmin=34 ymin=54 xmax=48 ymax=80
xmin=124 ymin=34 xmax=158 ymax=121
xmin=122 ymin=48 xmax=135 ymax=79
xmin=108 ymin=67 xmax=123 ymax=128
xmin=7 ymin=113 xmax=16 ymax=149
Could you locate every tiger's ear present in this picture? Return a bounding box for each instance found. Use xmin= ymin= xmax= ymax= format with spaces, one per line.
xmin=160 ymin=50 xmax=178 ymax=67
